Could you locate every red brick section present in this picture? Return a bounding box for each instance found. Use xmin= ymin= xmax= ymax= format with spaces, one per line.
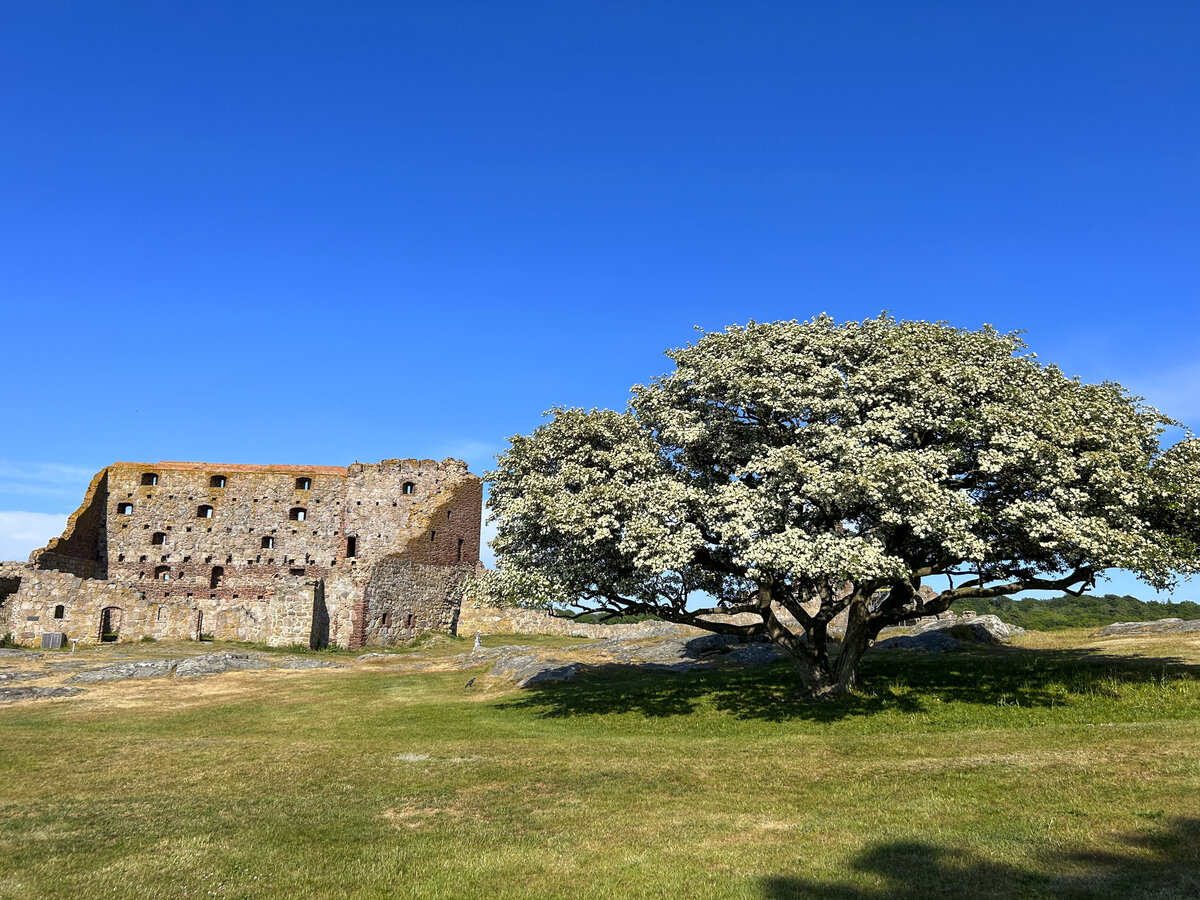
xmin=116 ymin=461 xmax=349 ymax=476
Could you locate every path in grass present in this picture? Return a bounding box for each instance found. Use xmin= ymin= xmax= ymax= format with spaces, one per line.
xmin=1 ymin=630 xmax=1199 ymax=898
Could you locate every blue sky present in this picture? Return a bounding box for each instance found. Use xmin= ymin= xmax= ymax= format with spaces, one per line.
xmin=2 ymin=2 xmax=1197 ymax=600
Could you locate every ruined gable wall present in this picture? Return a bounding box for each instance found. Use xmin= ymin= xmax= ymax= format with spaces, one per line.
xmin=32 ymin=468 xmax=108 ymax=579
xmin=346 ymin=460 xmax=483 ymax=648
xmin=341 ymin=458 xmax=482 ymax=568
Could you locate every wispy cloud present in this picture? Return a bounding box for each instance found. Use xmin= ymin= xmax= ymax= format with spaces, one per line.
xmin=0 ymin=461 xmax=97 ymax=499
xmin=0 ymin=511 xmax=68 ymax=563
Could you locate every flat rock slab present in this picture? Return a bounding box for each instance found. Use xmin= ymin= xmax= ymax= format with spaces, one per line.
xmin=0 ymin=649 xmax=42 ymax=659
xmin=484 ymin=634 xmax=786 ymax=687
xmin=1098 ymin=619 xmax=1200 ymax=636
xmin=68 ymin=659 xmax=179 ymax=682
xmin=0 ymin=686 xmax=83 ymax=703
xmin=174 ymin=654 xmax=272 ymax=678
xmin=274 ymin=657 xmax=349 ymax=670
xmin=67 ymin=653 xmax=350 ymax=683
xmin=0 ymin=671 xmax=47 ymax=683
xmin=490 ymin=655 xmax=584 ymax=687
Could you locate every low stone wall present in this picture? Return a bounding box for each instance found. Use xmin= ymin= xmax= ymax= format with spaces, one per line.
xmin=455 ymin=600 xmax=692 ymax=640
xmin=0 ymin=562 xmax=333 ymax=648
xmin=1 ymin=562 xmax=157 ymax=645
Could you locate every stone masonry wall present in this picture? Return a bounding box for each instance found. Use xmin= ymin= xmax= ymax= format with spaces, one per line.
xmin=20 ymin=457 xmax=483 ymax=649
xmin=358 ymin=558 xmax=472 ymax=646
xmin=455 ymin=599 xmax=693 ymax=640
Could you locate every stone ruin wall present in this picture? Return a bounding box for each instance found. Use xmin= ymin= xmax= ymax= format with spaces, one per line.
xmin=456 ymin=599 xmax=693 ymax=640
xmin=350 ymin=466 xmax=483 ymax=647
xmin=33 ymin=468 xmax=108 ymax=579
xmin=4 ymin=458 xmax=482 ymax=650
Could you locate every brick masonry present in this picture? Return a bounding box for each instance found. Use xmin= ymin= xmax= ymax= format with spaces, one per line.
xmin=0 ymin=458 xmax=481 ymax=650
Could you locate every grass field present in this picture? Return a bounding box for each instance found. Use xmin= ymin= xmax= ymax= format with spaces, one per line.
xmin=2 ymin=629 xmax=1199 ymax=899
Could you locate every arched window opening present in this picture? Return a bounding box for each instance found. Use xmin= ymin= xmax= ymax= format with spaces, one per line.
xmin=402 ymin=482 xmax=415 ymax=495
xmin=141 ymin=472 xmax=158 ymax=486
xmin=381 ymin=612 xmax=390 ymax=627
xmin=117 ymin=502 xmax=134 ymax=515
xmin=197 ymin=505 xmax=214 ymax=519
xmin=289 ymin=507 xmax=307 ymax=521
xmin=296 ymin=477 xmax=312 ymax=490
xmin=210 ymin=566 xmax=224 ymax=589
xmin=53 ymin=604 xmax=65 ymax=620
xmin=261 ymin=536 xmax=274 ymax=549
xmin=154 ymin=566 xmax=171 ymax=581
xmin=210 ymin=475 xmax=227 ymax=488
xmin=152 ymin=532 xmax=167 ymax=545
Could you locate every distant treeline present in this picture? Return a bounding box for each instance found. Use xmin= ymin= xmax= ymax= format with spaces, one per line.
xmin=947 ymin=594 xmax=1200 ymax=630
xmin=559 ymin=594 xmax=1199 ymax=630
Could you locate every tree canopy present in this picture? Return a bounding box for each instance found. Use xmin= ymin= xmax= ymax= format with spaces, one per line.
xmin=487 ymin=315 xmax=1200 ymax=699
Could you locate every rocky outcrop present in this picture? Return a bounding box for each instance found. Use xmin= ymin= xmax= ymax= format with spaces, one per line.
xmin=875 ymin=613 xmax=1025 ymax=651
xmin=0 ymin=686 xmax=83 ymax=702
xmin=66 ymin=653 xmax=348 ymax=682
xmin=1097 ymin=618 xmax=1200 ymax=636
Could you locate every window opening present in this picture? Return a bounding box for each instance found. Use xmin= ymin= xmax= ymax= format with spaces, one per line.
xmin=117 ymin=503 xmax=134 ymax=515
xmin=296 ymin=477 xmax=312 ymax=490
xmin=154 ymin=566 xmax=171 ymax=581
xmin=197 ymin=505 xmax=214 ymax=518
xmin=402 ymin=482 xmax=415 ymax=495
xmin=141 ymin=473 xmax=158 ymax=486
xmin=53 ymin=604 xmax=65 ymax=619
xmin=346 ymin=536 xmax=357 ymax=558
xmin=152 ymin=532 xmax=166 ymax=545
xmin=262 ymin=536 xmax=274 ymax=549
xmin=210 ymin=475 xmax=227 ymax=488
xmin=289 ymin=507 xmax=306 ymax=521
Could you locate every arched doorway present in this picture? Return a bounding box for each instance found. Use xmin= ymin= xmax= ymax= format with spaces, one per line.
xmin=99 ymin=607 xmax=123 ymax=642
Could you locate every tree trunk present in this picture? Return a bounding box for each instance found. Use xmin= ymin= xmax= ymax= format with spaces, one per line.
xmin=773 ymin=595 xmax=874 ymax=701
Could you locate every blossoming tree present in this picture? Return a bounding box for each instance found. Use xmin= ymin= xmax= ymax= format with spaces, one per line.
xmin=487 ymin=316 xmax=1200 ymax=699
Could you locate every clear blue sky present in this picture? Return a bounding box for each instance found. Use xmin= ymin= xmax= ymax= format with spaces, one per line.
xmin=2 ymin=2 xmax=1197 ymax=599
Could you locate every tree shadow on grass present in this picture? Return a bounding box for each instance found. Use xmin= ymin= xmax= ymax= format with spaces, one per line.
xmin=760 ymin=816 xmax=1200 ymax=898
xmin=497 ymin=643 xmax=1200 ymax=723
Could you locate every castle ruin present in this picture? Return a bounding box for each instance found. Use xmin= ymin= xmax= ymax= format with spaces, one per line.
xmin=0 ymin=458 xmax=482 ymax=650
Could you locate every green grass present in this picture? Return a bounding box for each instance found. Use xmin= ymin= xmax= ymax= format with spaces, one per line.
xmin=2 ymin=631 xmax=1200 ymax=898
